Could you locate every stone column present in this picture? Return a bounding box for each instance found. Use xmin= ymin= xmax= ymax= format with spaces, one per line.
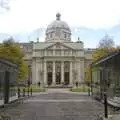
xmin=53 ymin=50 xmax=55 ymax=56
xmin=35 ymin=63 xmax=39 ymax=84
xmin=69 ymin=61 xmax=73 ymax=86
xmin=44 ymin=60 xmax=47 ymax=86
xmin=32 ymin=59 xmax=36 ymax=84
xmin=70 ymin=50 xmax=73 ymax=56
xmin=80 ymin=60 xmax=84 ymax=83
xmin=77 ymin=62 xmax=81 ymax=86
xmin=52 ymin=61 xmax=56 ymax=85
xmin=39 ymin=61 xmax=44 ymax=86
xmin=61 ymin=61 xmax=64 ymax=84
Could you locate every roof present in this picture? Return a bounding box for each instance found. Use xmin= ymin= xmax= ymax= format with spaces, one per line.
xmin=19 ymin=43 xmax=33 ymax=46
xmin=63 ymin=42 xmax=83 ymax=50
xmin=33 ymin=42 xmax=83 ymax=50
xmin=33 ymin=42 xmax=54 ymax=50
xmin=0 ymin=58 xmax=18 ymax=68
xmin=92 ymin=51 xmax=120 ymax=66
xmin=46 ymin=13 xmax=71 ymax=34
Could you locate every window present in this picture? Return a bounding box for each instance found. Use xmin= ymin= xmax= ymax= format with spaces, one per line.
xmin=64 ymin=61 xmax=69 ymax=72
xmin=47 ymin=62 xmax=53 ymax=72
xmin=64 ymin=33 xmax=67 ymax=38
xmin=55 ymin=62 xmax=61 ymax=72
xmin=68 ymin=34 xmax=70 ymax=37
xmin=56 ymin=43 xmax=61 ymax=48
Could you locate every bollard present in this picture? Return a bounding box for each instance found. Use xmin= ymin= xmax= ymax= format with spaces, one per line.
xmin=18 ymin=88 xmax=20 ymax=98
xmin=88 ymin=87 xmax=90 ymax=96
xmin=23 ymin=88 xmax=25 ymax=97
xmin=104 ymin=93 xmax=108 ymax=118
xmin=27 ymin=87 xmax=29 ymax=96
xmin=30 ymin=88 xmax=32 ymax=96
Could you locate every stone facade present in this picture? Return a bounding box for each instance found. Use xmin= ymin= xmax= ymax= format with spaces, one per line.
xmin=20 ymin=13 xmax=94 ymax=87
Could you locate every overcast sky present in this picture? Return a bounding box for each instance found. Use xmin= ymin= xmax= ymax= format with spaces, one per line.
xmin=0 ymin=0 xmax=120 ymax=47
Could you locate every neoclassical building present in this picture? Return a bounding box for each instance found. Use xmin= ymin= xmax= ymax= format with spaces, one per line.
xmin=20 ymin=13 xmax=93 ymax=87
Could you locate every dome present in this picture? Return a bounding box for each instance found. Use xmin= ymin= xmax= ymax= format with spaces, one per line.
xmin=45 ymin=13 xmax=71 ymax=42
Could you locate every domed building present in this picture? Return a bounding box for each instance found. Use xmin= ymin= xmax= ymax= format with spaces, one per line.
xmin=45 ymin=13 xmax=71 ymax=42
xmin=20 ymin=13 xmax=94 ymax=87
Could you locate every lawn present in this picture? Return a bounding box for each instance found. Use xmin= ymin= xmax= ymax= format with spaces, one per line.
xmin=70 ymin=85 xmax=90 ymax=92
xmin=20 ymin=85 xmax=46 ymax=92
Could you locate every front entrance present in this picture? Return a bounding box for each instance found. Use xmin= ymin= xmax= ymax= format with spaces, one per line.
xmin=56 ymin=72 xmax=61 ymax=84
xmin=55 ymin=61 xmax=61 ymax=85
xmin=47 ymin=72 xmax=52 ymax=86
xmin=64 ymin=72 xmax=69 ymax=85
xmin=46 ymin=61 xmax=70 ymax=87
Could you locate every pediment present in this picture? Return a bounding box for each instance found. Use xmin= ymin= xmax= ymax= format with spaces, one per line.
xmin=45 ymin=42 xmax=73 ymax=50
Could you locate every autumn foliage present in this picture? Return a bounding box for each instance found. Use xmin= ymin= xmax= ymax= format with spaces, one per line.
xmin=0 ymin=38 xmax=28 ymax=81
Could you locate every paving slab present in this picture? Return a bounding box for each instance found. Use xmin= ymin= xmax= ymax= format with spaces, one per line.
xmin=0 ymin=91 xmax=104 ymax=120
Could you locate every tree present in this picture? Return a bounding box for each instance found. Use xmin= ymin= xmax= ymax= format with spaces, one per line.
xmin=0 ymin=38 xmax=28 ymax=81
xmin=85 ymin=67 xmax=91 ymax=84
xmin=93 ymin=35 xmax=115 ymax=61
xmin=85 ymin=35 xmax=115 ymax=84
xmin=18 ymin=59 xmax=28 ymax=81
xmin=98 ymin=35 xmax=114 ymax=49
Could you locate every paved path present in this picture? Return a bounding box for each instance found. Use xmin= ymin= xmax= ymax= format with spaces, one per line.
xmin=1 ymin=90 xmax=104 ymax=120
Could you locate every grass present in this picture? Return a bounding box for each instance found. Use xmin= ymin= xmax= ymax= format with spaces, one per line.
xmin=20 ymin=85 xmax=46 ymax=92
xmin=70 ymin=85 xmax=90 ymax=92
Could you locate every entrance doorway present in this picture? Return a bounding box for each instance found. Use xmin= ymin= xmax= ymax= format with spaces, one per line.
xmin=56 ymin=72 xmax=61 ymax=84
xmin=47 ymin=72 xmax=52 ymax=86
xmin=64 ymin=72 xmax=69 ymax=85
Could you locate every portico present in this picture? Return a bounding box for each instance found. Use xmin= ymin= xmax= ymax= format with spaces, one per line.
xmin=43 ymin=60 xmax=73 ymax=86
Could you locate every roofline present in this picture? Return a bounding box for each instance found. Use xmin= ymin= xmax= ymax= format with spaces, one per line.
xmin=0 ymin=58 xmax=18 ymax=68
xmin=91 ymin=51 xmax=120 ymax=66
